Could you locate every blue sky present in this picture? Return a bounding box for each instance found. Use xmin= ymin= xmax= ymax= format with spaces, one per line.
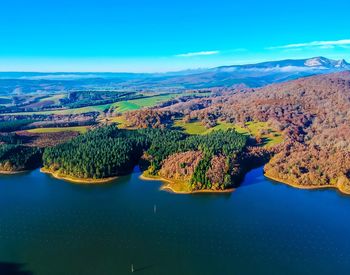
xmin=0 ymin=0 xmax=349 ymax=72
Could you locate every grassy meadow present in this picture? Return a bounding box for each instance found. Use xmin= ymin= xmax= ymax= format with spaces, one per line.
xmin=173 ymin=120 xmax=283 ymax=147
xmin=112 ymin=94 xmax=177 ymax=113
xmin=27 ymin=126 xmax=89 ymax=134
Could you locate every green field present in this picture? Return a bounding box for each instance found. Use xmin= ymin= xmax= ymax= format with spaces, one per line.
xmin=243 ymin=121 xmax=284 ymax=146
xmin=173 ymin=120 xmax=210 ymax=135
xmin=27 ymin=126 xmax=89 ymax=134
xmin=112 ymin=101 xmax=141 ymax=112
xmin=106 ymin=116 xmax=130 ymax=127
xmin=112 ymin=94 xmax=177 ymax=113
xmin=173 ymin=120 xmax=242 ymax=135
xmin=173 ymin=120 xmax=283 ymax=147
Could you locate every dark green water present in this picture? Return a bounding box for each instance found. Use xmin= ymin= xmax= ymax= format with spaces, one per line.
xmin=0 ymin=167 xmax=349 ymax=275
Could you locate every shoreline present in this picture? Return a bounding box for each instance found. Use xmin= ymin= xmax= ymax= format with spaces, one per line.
xmin=40 ymin=167 xmax=118 ymax=184
xmin=264 ymin=172 xmax=350 ymax=195
xmin=0 ymin=170 xmax=28 ymax=175
xmin=2 ymin=166 xmax=348 ymax=196
xmin=139 ymin=173 xmax=235 ymax=194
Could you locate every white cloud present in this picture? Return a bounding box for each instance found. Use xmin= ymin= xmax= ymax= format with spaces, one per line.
xmin=267 ymin=39 xmax=350 ymax=50
xmin=176 ymin=50 xmax=220 ymax=57
xmin=246 ymin=66 xmax=317 ymax=73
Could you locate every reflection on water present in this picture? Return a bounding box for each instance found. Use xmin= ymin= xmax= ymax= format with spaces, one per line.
xmin=0 ymin=167 xmax=349 ymax=275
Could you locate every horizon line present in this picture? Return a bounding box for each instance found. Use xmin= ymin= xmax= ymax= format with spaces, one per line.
xmin=0 ymin=55 xmax=347 ymax=74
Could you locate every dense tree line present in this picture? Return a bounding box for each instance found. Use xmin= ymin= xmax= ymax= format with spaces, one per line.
xmin=43 ymin=126 xmax=144 ymax=179
xmin=0 ymin=144 xmax=42 ymax=172
xmin=0 ymin=133 xmax=22 ymax=144
xmin=43 ymin=126 xmax=186 ymax=179
xmin=61 ymin=91 xmax=139 ymax=109
xmin=42 ymin=125 xmax=247 ymax=190
xmin=1 ymin=113 xmax=98 ymax=130
xmin=0 ymin=119 xmax=35 ymax=132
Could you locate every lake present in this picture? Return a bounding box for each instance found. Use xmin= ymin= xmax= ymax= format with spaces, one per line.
xmin=0 ymin=167 xmax=349 ymax=275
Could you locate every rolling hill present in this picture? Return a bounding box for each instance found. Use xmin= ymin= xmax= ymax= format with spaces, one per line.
xmin=0 ymin=57 xmax=349 ymax=94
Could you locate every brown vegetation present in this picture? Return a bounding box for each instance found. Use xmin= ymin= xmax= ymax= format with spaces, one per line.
xmin=129 ymin=71 xmax=350 ymax=193
xmin=16 ymin=131 xmax=79 ymax=147
xmin=205 ymin=155 xmax=229 ymax=189
xmin=159 ymin=151 xmax=203 ymax=182
xmin=124 ymin=110 xmax=177 ymax=129
xmin=173 ymin=72 xmax=350 ymax=193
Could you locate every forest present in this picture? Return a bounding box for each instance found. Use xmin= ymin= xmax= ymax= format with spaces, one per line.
xmin=42 ymin=125 xmax=248 ymax=191
xmin=0 ymin=144 xmax=42 ymax=172
xmin=141 ymin=71 xmax=350 ymax=194
xmin=0 ymin=119 xmax=36 ymax=132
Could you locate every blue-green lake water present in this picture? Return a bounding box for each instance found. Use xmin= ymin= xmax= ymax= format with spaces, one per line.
xmin=0 ymin=167 xmax=349 ymax=275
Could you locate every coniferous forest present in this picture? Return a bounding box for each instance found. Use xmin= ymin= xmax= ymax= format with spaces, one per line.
xmin=0 ymin=144 xmax=42 ymax=172
xmin=42 ymin=125 xmax=247 ymax=190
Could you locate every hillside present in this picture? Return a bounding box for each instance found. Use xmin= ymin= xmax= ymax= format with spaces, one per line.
xmin=151 ymin=71 xmax=350 ymax=194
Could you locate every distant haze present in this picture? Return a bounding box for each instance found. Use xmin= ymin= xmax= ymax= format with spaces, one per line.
xmin=0 ymin=57 xmax=349 ymax=95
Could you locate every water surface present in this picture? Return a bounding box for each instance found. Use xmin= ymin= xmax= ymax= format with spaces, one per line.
xmin=0 ymin=167 xmax=349 ymax=275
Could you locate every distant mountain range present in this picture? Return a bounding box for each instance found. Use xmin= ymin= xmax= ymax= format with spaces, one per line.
xmin=0 ymin=57 xmax=349 ymax=94
xmin=216 ymin=57 xmax=350 ymax=71
xmin=151 ymin=56 xmax=350 ymax=88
